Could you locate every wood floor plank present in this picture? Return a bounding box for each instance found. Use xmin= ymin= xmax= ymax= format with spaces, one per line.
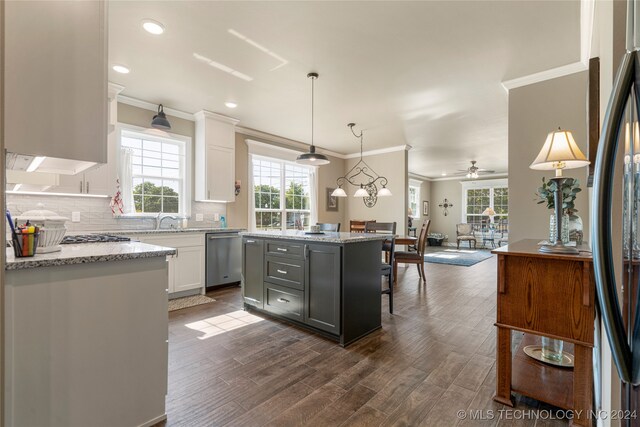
xmin=159 ymin=255 xmax=569 ymax=427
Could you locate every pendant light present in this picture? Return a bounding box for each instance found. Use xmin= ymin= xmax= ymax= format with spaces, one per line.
xmin=296 ymin=73 xmax=330 ymax=166
xmin=151 ymin=104 xmax=172 ymax=130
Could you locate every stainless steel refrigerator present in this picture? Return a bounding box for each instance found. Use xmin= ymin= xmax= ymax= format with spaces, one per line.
xmin=593 ymin=3 xmax=640 ymax=424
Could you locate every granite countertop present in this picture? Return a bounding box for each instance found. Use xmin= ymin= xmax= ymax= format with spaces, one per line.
xmin=87 ymin=228 xmax=244 ymax=236
xmin=6 ymin=242 xmax=177 ymax=271
xmin=240 ymin=230 xmax=389 ymax=244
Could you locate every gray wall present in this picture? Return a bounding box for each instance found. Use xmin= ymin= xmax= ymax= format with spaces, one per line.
xmin=345 ymin=150 xmax=408 ymax=233
xmin=508 ymin=71 xmax=589 ymax=244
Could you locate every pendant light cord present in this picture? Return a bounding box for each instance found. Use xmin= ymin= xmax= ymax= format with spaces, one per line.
xmin=311 ymin=76 xmax=315 ymax=147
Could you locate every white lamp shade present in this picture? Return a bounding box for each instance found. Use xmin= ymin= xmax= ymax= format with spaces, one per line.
xmin=377 ymin=187 xmax=392 ymax=197
xmin=354 ymin=187 xmax=369 ymax=197
xmin=331 ymin=187 xmax=347 ymax=197
xmin=482 ymin=207 xmax=496 ymax=216
xmin=530 ymin=129 xmax=590 ymax=170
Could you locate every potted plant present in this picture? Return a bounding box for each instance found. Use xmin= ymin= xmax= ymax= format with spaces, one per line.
xmin=535 ymin=177 xmax=583 ymax=244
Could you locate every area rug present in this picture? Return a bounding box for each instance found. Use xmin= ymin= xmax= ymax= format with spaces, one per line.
xmin=423 ymin=248 xmax=493 ymax=267
xmin=168 ymin=295 xmax=216 ymax=312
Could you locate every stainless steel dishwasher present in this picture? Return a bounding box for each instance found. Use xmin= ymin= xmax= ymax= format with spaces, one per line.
xmin=205 ymin=232 xmax=242 ymax=289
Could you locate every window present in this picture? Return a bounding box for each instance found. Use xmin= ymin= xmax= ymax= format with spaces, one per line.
xmin=408 ymin=179 xmax=422 ymax=218
xmin=462 ymin=179 xmax=508 ymax=227
xmin=119 ymin=128 xmax=189 ymax=215
xmin=252 ymin=157 xmax=314 ymax=231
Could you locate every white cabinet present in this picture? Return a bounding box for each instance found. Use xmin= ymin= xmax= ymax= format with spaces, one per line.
xmin=134 ymin=233 xmax=205 ymax=295
xmin=51 ymin=164 xmax=110 ymax=196
xmin=195 ymin=111 xmax=239 ymax=202
xmin=5 ymin=0 xmax=108 ymax=163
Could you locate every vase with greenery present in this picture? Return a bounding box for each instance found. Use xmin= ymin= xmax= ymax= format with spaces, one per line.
xmin=535 ymin=177 xmax=583 ymax=244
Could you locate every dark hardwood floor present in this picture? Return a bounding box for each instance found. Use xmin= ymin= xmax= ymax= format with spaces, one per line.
xmin=161 ymin=253 xmax=568 ymax=427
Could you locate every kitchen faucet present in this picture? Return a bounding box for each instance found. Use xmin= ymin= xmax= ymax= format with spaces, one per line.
xmin=156 ymin=214 xmax=179 ymax=230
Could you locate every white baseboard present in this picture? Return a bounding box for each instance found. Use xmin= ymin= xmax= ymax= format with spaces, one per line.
xmin=138 ymin=413 xmax=167 ymax=427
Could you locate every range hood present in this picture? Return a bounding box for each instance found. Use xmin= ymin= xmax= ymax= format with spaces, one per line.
xmin=6 ymin=152 xmax=97 ymax=192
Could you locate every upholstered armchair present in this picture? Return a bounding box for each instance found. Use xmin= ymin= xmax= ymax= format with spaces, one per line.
xmin=456 ymin=223 xmax=477 ymax=249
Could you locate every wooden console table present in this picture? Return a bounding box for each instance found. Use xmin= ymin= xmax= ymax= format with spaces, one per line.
xmin=492 ymin=239 xmax=595 ymax=426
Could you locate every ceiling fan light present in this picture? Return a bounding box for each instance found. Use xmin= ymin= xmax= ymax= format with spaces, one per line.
xmin=331 ymin=187 xmax=347 ymax=197
xmin=151 ymin=104 xmax=171 ymax=130
xmin=377 ymin=186 xmax=392 ymax=197
xmin=354 ymin=187 xmax=369 ymax=197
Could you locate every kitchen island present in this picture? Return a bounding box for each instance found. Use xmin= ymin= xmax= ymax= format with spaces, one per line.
xmin=240 ymin=230 xmax=387 ymax=346
xmin=5 ymin=242 xmax=175 ymax=427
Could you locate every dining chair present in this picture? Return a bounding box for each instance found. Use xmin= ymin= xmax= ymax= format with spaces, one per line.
xmin=350 ymin=220 xmax=374 ymax=233
xmin=394 ymin=219 xmax=431 ymax=284
xmin=364 ymin=221 xmax=397 ymax=313
xmin=317 ymin=223 xmax=340 ymax=232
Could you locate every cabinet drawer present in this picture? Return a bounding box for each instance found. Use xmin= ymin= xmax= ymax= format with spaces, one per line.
xmin=265 ymin=256 xmax=304 ymax=290
xmin=264 ymin=283 xmax=304 ymax=322
xmin=265 ymin=241 xmax=304 ymax=259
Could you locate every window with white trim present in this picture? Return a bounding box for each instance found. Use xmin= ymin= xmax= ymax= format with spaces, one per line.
xmin=119 ymin=129 xmax=189 ymax=215
xmin=252 ymin=157 xmax=313 ymax=231
xmin=462 ymin=179 xmax=508 ymax=227
xmin=408 ymin=180 xmax=422 ymax=218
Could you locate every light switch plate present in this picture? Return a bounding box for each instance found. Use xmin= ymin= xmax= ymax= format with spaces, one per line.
xmin=71 ymin=212 xmax=81 ymax=223
xmin=195 ymin=214 xmax=204 ymax=222
xmin=213 ymin=213 xmax=220 ymax=221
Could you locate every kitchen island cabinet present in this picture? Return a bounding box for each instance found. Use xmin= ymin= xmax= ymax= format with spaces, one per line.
xmin=241 ymin=231 xmax=387 ymax=346
xmin=5 ymin=242 xmax=175 ymax=427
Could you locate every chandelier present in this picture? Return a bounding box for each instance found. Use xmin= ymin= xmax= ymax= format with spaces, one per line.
xmin=331 ymin=123 xmax=391 ymax=207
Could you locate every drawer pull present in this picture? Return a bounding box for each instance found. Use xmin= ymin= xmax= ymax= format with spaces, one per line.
xmin=277 ymin=298 xmax=290 ymax=303
xmin=276 ymin=269 xmax=287 ymax=274
xmin=276 ymin=247 xmax=288 ymax=252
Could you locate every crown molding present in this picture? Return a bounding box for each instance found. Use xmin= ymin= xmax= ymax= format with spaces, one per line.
xmin=430 ymin=172 xmax=508 ymax=182
xmin=117 ymin=95 xmax=197 ymax=122
xmin=501 ymin=62 xmax=587 ymax=91
xmin=236 ymin=126 xmax=346 ymax=159
xmin=194 ymin=110 xmax=240 ymax=125
xmin=408 ymin=172 xmax=433 ymax=182
xmin=343 ymin=145 xmax=412 ymax=159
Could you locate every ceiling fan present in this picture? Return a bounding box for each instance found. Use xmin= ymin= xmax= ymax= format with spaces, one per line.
xmin=453 ymin=160 xmax=495 ymax=179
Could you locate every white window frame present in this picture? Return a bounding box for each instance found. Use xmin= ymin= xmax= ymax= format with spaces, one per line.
xmin=116 ymin=123 xmax=192 ymax=217
xmin=251 ymin=154 xmax=316 ymax=231
xmin=409 ymin=179 xmax=422 ymax=218
xmin=461 ymin=178 xmax=508 ymax=224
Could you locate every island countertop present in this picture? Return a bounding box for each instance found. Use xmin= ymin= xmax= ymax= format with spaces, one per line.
xmin=6 ymin=241 xmax=177 ymax=271
xmin=73 ymin=228 xmax=245 ymax=236
xmin=239 ymin=230 xmax=388 ymax=244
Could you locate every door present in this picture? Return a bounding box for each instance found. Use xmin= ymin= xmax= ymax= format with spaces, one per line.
xmin=83 ymin=164 xmax=110 ymax=195
xmin=50 ymin=172 xmax=84 ymax=194
xmin=305 ymin=243 xmax=341 ymax=335
xmin=242 ymin=238 xmax=264 ymax=308
xmin=206 ymin=146 xmax=234 ymax=202
xmin=172 ymin=246 xmax=204 ymax=293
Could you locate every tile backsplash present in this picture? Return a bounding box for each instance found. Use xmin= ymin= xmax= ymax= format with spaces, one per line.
xmin=7 ymin=194 xmax=227 ymax=232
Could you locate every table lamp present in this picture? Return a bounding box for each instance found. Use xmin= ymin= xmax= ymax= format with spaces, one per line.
xmin=482 ymin=207 xmax=496 ymax=223
xmin=530 ymin=128 xmax=590 ymax=254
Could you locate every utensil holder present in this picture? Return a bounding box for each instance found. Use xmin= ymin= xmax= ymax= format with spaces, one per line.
xmin=11 ymin=231 xmax=39 ymax=257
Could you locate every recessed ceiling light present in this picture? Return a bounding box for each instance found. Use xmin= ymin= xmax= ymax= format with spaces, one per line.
xmin=112 ymin=65 xmax=130 ymax=74
xmin=142 ymin=19 xmax=165 ymax=35
xmin=225 ymin=102 xmax=238 ymax=109
xmin=441 ymin=172 xmax=447 ymax=176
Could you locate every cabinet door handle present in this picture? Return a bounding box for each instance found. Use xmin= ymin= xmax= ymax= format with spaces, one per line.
xmin=276 ymin=247 xmax=288 ymax=252
xmin=277 ymin=298 xmax=289 ymax=303
xmin=246 ymin=240 xmax=256 ymax=243
xmin=208 ymin=190 xmax=211 ymax=199
xmin=86 ymin=181 xmax=89 ymax=193
xmin=276 ymin=269 xmax=287 ymax=275
xmin=79 ymin=181 xmax=83 ymax=193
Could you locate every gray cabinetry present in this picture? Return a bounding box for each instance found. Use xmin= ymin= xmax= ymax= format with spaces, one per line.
xmin=242 ymin=238 xmax=264 ymax=308
xmin=305 ymin=244 xmax=341 ymax=335
xmin=242 ymin=235 xmax=382 ymax=346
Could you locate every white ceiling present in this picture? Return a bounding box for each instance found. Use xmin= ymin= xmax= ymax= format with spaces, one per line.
xmin=109 ymin=1 xmax=581 ymax=179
